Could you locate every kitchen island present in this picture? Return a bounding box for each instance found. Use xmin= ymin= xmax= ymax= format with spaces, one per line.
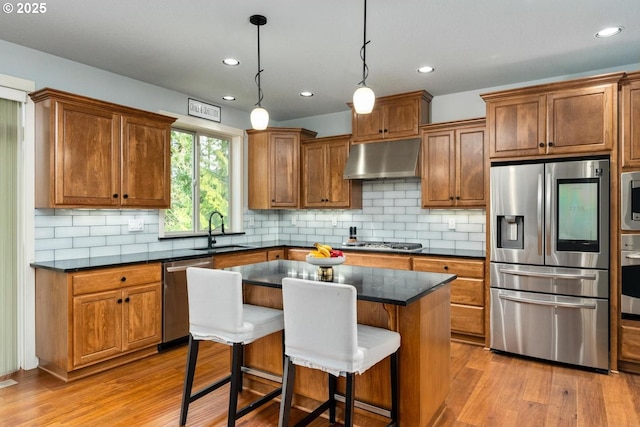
xmin=227 ymin=260 xmax=456 ymax=426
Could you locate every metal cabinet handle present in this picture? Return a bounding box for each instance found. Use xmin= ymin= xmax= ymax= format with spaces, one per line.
xmin=498 ymin=292 xmax=596 ymax=309
xmin=165 ymin=261 xmax=212 ymax=273
xmin=498 ymin=267 xmax=596 ymax=281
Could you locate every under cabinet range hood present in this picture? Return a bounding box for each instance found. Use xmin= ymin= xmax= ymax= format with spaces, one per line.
xmin=343 ymin=138 xmax=421 ymax=179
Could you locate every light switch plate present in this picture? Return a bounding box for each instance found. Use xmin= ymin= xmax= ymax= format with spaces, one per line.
xmin=332 ymin=216 xmax=337 ymax=226
xmin=448 ymin=218 xmax=456 ymax=230
xmin=128 ymin=219 xmax=144 ymax=232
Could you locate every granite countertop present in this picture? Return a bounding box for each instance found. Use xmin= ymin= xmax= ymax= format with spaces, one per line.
xmin=228 ymin=259 xmax=456 ymax=306
xmin=30 ymin=239 xmax=485 ymax=272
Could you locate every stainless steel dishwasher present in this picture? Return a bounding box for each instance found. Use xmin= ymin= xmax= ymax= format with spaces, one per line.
xmin=161 ymin=257 xmax=214 ymax=350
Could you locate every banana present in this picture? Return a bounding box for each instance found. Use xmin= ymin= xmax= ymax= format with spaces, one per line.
xmin=314 ymin=243 xmax=331 ymax=257
xmin=308 ymin=250 xmax=326 ymax=258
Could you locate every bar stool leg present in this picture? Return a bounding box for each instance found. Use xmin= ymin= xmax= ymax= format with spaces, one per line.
xmin=390 ymin=351 xmax=399 ymax=424
xmin=228 ymin=343 xmax=244 ymax=427
xmin=344 ymin=373 xmax=355 ymax=427
xmin=328 ymin=374 xmax=337 ymax=423
xmin=278 ymin=356 xmax=296 ymax=427
xmin=180 ymin=335 xmax=200 ymax=426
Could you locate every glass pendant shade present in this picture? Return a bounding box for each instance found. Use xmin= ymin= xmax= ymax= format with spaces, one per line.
xmin=250 ymin=107 xmax=269 ymax=130
xmin=353 ymin=86 xmax=375 ymax=114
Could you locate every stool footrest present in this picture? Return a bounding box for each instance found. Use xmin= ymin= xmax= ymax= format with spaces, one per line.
xmin=189 ymin=374 xmax=231 ymax=403
xmin=294 ymin=399 xmax=333 ymax=427
xmin=235 ymin=386 xmax=283 ymax=419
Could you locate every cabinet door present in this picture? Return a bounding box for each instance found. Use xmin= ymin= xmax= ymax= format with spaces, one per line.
xmin=487 ymin=95 xmax=545 ymax=158
xmin=270 ymin=133 xmax=300 ymax=207
xmin=456 ymin=126 xmax=486 ymax=206
xmin=121 ymin=115 xmax=171 ymax=208
xmin=122 ymin=283 xmax=162 ymax=352
xmin=622 ymin=79 xmax=640 ymax=167
xmin=352 ymin=107 xmax=384 ymax=142
xmin=301 ymin=143 xmax=327 ymax=207
xmin=422 ymin=130 xmax=455 ymax=207
xmin=55 ymin=101 xmax=120 ymax=206
xmin=325 ymin=140 xmax=351 ymax=207
xmin=73 ymin=290 xmax=122 ymax=367
xmin=547 ymin=84 xmax=616 ymax=154
xmin=384 ymin=98 xmax=419 ymax=139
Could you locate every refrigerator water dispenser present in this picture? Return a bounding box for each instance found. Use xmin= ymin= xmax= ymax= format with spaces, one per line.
xmin=497 ymin=215 xmax=524 ymax=249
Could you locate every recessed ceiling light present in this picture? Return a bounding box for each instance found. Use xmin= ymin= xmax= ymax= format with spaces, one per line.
xmin=595 ymin=26 xmax=623 ymax=38
xmin=300 ymin=91 xmax=314 ymax=97
xmin=417 ymin=66 xmax=435 ymax=74
xmin=222 ymin=58 xmax=240 ymax=66
xmin=222 ymin=95 xmax=236 ymax=101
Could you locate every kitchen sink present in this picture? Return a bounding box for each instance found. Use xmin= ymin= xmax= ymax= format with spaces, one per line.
xmin=193 ymin=244 xmax=257 ymax=253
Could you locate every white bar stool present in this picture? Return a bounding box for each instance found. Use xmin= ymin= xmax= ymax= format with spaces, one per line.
xmin=179 ymin=267 xmax=284 ymax=426
xmin=278 ymin=278 xmax=401 ymax=427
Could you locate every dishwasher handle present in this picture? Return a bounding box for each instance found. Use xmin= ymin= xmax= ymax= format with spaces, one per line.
xmin=498 ymin=292 xmax=597 ymax=309
xmin=498 ymin=267 xmax=596 ymax=281
xmin=165 ymin=261 xmax=212 ymax=273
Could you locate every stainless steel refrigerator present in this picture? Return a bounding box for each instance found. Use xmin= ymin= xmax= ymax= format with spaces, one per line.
xmin=490 ymin=158 xmax=610 ymax=370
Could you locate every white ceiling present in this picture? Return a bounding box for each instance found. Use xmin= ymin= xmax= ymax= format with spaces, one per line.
xmin=0 ymin=0 xmax=638 ymax=121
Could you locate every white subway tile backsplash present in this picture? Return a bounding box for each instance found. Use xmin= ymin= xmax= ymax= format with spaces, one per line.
xmin=34 ymin=178 xmax=486 ymax=260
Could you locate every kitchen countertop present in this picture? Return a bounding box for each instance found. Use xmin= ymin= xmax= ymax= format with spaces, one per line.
xmin=30 ymin=239 xmax=485 ymax=272
xmin=228 ymin=259 xmax=456 ymax=306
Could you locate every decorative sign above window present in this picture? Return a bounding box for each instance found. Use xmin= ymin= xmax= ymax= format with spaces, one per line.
xmin=188 ymin=98 xmax=221 ymax=122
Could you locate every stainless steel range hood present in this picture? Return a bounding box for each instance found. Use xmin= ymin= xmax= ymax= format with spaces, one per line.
xmin=343 ymin=138 xmax=421 ymax=179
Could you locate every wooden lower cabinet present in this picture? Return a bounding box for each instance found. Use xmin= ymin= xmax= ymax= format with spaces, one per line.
xmin=413 ymin=257 xmax=485 ymax=344
xmin=213 ymin=250 xmax=268 ymax=269
xmin=35 ymin=263 xmax=162 ymax=381
xmin=621 ymin=319 xmax=640 ymax=362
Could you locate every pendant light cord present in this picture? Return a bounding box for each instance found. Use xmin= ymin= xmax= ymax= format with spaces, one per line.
xmin=358 ymin=0 xmax=370 ymax=87
xmin=254 ymin=19 xmax=264 ymax=108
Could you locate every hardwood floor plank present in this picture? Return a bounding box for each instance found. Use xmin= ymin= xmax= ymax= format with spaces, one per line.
xmin=3 ymin=341 xmax=640 ymax=426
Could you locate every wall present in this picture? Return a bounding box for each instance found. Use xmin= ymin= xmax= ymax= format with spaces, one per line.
xmin=34 ymin=178 xmax=484 ymax=261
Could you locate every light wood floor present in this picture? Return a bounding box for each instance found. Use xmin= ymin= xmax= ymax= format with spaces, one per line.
xmin=2 ymin=341 xmax=640 ymax=426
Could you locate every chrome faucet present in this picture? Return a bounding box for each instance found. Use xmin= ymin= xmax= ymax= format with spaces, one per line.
xmin=207 ymin=211 xmax=225 ymax=248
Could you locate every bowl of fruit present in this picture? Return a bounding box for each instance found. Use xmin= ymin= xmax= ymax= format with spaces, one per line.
xmin=306 ymin=243 xmax=345 ymax=266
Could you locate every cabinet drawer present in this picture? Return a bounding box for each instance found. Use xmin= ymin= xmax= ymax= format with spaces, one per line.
xmin=451 ymin=304 xmax=484 ymax=335
xmin=413 ymin=257 xmax=484 ymax=278
xmin=451 ymin=278 xmax=484 ymax=306
xmin=214 ymin=251 xmax=267 ymax=269
xmin=286 ymin=248 xmax=308 ymax=261
xmin=72 ymin=264 xmax=161 ymax=295
xmin=621 ymin=320 xmax=640 ymax=362
xmin=343 ymin=252 xmax=411 ymax=270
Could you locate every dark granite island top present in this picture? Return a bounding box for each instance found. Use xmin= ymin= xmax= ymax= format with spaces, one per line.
xmin=227 ymin=260 xmax=456 ymax=306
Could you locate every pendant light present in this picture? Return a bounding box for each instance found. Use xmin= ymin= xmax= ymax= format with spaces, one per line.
xmin=250 ymin=14 xmax=269 ymax=130
xmin=353 ymin=0 xmax=375 ymax=114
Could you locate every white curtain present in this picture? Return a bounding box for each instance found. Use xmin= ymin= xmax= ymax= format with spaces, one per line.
xmin=0 ymin=97 xmax=19 ymax=375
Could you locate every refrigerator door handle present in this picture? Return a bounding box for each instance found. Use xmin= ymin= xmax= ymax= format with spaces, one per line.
xmin=498 ymin=292 xmax=597 ymax=310
xmin=545 ymin=171 xmax=552 ymax=256
xmin=537 ymin=173 xmax=543 ymax=256
xmin=498 ymin=267 xmax=597 ymax=281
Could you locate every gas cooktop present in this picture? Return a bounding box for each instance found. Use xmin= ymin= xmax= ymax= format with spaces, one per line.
xmin=341 ymin=241 xmax=423 ymax=252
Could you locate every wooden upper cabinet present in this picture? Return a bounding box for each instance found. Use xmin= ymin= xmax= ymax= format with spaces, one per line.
xmin=621 ymin=71 xmax=640 ymax=168
xmin=30 ymin=88 xmax=176 ymax=208
xmin=247 ymin=127 xmax=317 ymax=209
xmin=482 ymin=72 xmax=624 ymax=159
xmin=301 ymin=134 xmax=362 ymax=208
xmin=421 ymin=119 xmax=486 ymax=208
xmin=349 ymin=90 xmax=432 ymax=143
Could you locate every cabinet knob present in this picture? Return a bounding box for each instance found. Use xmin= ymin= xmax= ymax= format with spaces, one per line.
xmin=539 ymin=143 xmax=545 ymax=148
xmin=117 ymin=298 xmax=123 ymax=304
xmin=379 ymin=129 xmax=383 ymax=134
xmin=113 ymin=194 xmax=119 ymax=198
xmin=272 ymin=199 xmax=275 ymax=202
xmin=548 ymin=141 xmax=554 ymax=147
xmin=449 ymin=196 xmax=454 ymax=200
xmin=123 ymin=194 xmax=129 ymax=199
xmin=444 ymin=266 xmax=449 ymax=271
xmin=125 ymin=297 xmax=130 ymax=303
xmin=121 ymin=276 xmax=126 ymax=282
xmin=456 ymin=196 xmax=460 ymax=200
xmin=383 ymin=129 xmax=388 ymax=133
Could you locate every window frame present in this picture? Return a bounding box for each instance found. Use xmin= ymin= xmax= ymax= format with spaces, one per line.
xmin=158 ymin=112 xmax=244 ymax=238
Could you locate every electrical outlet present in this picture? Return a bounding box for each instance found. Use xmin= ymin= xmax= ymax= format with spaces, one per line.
xmin=128 ymin=219 xmax=144 ymax=232
xmin=291 ymin=216 xmax=297 ymax=226
xmin=331 ymin=215 xmax=338 ymax=226
xmin=448 ymin=218 xmax=456 ymax=230
xmin=249 ymin=216 xmax=254 ymax=226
